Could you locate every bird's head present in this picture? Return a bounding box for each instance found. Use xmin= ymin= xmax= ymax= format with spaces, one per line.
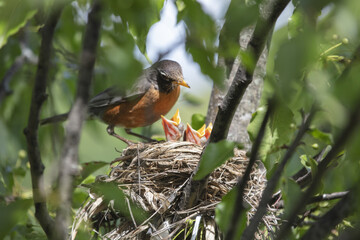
xmin=155 ymin=60 xmax=190 ymax=92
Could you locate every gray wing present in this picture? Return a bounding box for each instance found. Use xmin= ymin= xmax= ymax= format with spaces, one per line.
xmin=88 ymin=69 xmax=155 ymax=116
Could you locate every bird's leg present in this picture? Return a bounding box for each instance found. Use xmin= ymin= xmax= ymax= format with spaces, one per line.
xmin=125 ymin=128 xmax=158 ymax=143
xmin=107 ymin=126 xmax=134 ymax=145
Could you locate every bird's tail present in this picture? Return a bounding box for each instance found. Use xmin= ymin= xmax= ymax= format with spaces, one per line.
xmin=40 ymin=113 xmax=69 ymax=125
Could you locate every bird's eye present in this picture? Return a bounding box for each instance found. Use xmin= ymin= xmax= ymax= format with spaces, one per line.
xmin=159 ymin=70 xmax=171 ymax=81
xmin=159 ymin=70 xmax=167 ymax=76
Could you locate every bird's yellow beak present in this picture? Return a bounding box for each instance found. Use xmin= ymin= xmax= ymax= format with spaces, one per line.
xmin=184 ymin=123 xmax=212 ymax=146
xmin=176 ymin=78 xmax=190 ymax=88
xmin=161 ymin=109 xmax=183 ymax=141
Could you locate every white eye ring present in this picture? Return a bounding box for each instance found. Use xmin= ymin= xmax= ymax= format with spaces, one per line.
xmin=159 ymin=70 xmax=167 ymax=77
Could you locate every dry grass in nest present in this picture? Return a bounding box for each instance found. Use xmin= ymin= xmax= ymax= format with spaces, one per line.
xmin=72 ymin=141 xmax=279 ymax=239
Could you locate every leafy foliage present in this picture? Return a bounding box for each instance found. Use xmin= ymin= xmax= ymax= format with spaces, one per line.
xmin=1 ymin=0 xmax=360 ymax=239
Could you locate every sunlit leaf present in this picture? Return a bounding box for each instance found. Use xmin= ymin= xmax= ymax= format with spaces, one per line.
xmin=191 ymin=113 xmax=205 ymax=130
xmin=309 ymin=128 xmax=333 ymax=145
xmin=0 ymin=0 xmax=37 ymax=48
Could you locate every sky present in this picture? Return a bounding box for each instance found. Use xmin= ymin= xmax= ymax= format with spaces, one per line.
xmin=146 ymin=0 xmax=294 ymax=93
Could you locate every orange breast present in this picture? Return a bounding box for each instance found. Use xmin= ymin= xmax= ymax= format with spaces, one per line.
xmin=101 ymin=85 xmax=180 ymax=128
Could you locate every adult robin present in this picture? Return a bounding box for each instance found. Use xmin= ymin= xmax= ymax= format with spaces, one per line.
xmin=41 ymin=60 xmax=190 ymax=145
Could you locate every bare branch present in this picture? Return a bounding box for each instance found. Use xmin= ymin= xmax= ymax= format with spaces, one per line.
xmin=209 ymin=0 xmax=289 ymax=143
xmin=54 ymin=0 xmax=102 ymax=239
xmin=0 ymin=55 xmax=25 ymax=104
xmin=241 ymin=109 xmax=315 ymax=239
xmin=273 ymin=191 xmax=349 ymax=209
xmin=23 ymin=6 xmax=64 ymax=239
xmin=309 ymin=191 xmax=349 ymax=203
xmin=0 ymin=30 xmax=38 ymax=105
xmin=225 ymin=99 xmax=274 ymax=240
xmin=276 ymin=45 xmax=360 ymax=240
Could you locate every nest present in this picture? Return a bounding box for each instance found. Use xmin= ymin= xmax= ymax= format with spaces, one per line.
xmin=72 ymin=141 xmax=279 ymax=239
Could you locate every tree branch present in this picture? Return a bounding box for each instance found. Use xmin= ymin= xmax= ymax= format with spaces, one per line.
xmin=0 ymin=29 xmax=38 ymax=105
xmin=23 ymin=6 xmax=63 ymax=239
xmin=179 ymin=0 xmax=290 ymax=214
xmin=273 ymin=191 xmax=349 ymax=209
xmin=241 ymin=109 xmax=315 ymax=239
xmin=276 ymin=45 xmax=360 ymax=240
xmin=209 ymin=0 xmax=289 ymax=143
xmin=225 ymin=99 xmax=274 ymax=240
xmin=301 ymin=188 xmax=357 ymax=240
xmin=54 ymin=1 xmax=102 ymax=239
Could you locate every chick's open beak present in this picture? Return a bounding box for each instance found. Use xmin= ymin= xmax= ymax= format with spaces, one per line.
xmin=185 ymin=123 xmax=213 ymax=146
xmin=184 ymin=123 xmax=203 ymax=145
xmin=161 ymin=109 xmax=183 ymax=141
xmin=204 ymin=123 xmax=213 ymax=139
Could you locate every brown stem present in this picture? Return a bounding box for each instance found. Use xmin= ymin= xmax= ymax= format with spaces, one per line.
xmin=23 ymin=6 xmax=64 ymax=239
xmin=54 ymin=1 xmax=102 ymax=239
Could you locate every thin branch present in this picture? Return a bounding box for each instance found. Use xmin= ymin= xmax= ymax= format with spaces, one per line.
xmin=273 ymin=191 xmax=348 ymax=209
xmin=0 ymin=55 xmax=25 ymax=103
xmin=225 ymin=99 xmax=274 ymax=240
xmin=241 ymin=109 xmax=315 ymax=239
xmin=209 ymin=0 xmax=289 ymax=144
xmin=23 ymin=6 xmax=63 ymax=239
xmin=276 ymin=45 xmax=360 ymax=240
xmin=291 ymin=148 xmax=328 ymax=189
xmin=54 ymin=1 xmax=102 ymax=239
xmin=309 ymin=191 xmax=348 ymax=203
xmin=301 ymin=188 xmax=357 ymax=240
xmin=0 ymin=30 xmax=38 ymax=105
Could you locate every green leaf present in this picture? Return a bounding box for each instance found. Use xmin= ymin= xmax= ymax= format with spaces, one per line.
xmin=194 ymin=140 xmax=236 ymax=180
xmin=274 ymin=31 xmax=319 ymax=110
xmin=247 ymin=106 xmax=276 ymax=163
xmin=281 ymin=178 xmax=302 ymax=217
xmin=0 ymin=0 xmax=37 ymax=48
xmin=269 ymin=102 xmax=295 ymax=147
xmin=183 ymin=93 xmax=202 ymax=106
xmin=308 ymin=129 xmax=333 ymax=145
xmin=104 ymin=0 xmax=165 ymax=54
xmin=191 ymin=113 xmax=205 ymax=130
xmin=92 ymin=182 xmax=148 ymax=224
xmin=219 ymin=2 xmax=258 ymax=59
xmin=178 ymin=0 xmax=224 ymax=85
xmin=300 ymin=154 xmax=317 ymax=176
xmin=215 ymin=188 xmax=248 ymax=235
xmin=75 ymin=161 xmax=108 ymax=185
xmin=0 ymin=198 xmax=32 ymax=239
xmin=99 ymin=22 xmax=143 ymax=91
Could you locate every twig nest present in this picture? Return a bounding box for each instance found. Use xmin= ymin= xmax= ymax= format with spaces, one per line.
xmin=72 ymin=141 xmax=278 ymax=239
